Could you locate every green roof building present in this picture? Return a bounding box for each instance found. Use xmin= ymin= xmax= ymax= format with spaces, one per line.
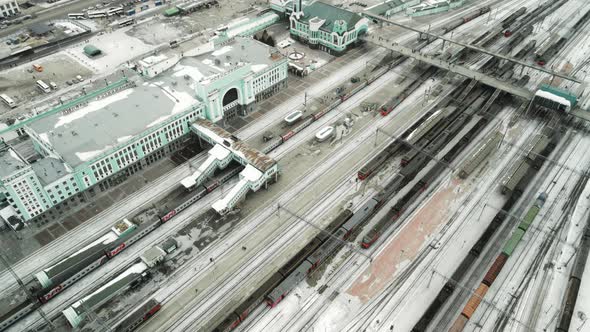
xmin=288 ymin=1 xmax=369 ymax=56
xmin=163 ymin=7 xmax=180 ymax=17
xmin=83 ymin=44 xmax=101 ymax=57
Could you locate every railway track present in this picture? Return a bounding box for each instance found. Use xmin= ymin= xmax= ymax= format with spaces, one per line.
xmin=466 ymin=131 xmax=590 ymax=331
xmin=18 ymin=54 xmax=409 ymax=332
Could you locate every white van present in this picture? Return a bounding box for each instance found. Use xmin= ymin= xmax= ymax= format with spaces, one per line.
xmin=49 ymin=81 xmax=58 ymax=90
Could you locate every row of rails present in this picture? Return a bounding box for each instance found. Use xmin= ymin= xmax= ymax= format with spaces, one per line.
xmin=503 ymin=0 xmax=568 ymax=37
xmin=357 ymin=4 xmax=525 ymax=182
xmin=0 ymin=12 xmax=428 ymax=330
xmin=448 ymin=193 xmax=547 ymax=331
xmin=534 ymin=4 xmax=590 ymax=66
xmin=411 ymin=124 xmax=560 ymax=332
xmin=212 ymin=73 xmax=512 ymax=331
xmin=556 ymin=180 xmax=590 ymax=331
xmin=0 ymin=165 xmax=241 ymax=331
xmin=0 ymin=5 xmax=520 ymax=331
xmin=358 ymin=74 xmax=532 ymax=249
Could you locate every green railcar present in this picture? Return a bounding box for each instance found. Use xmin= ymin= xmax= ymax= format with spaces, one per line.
xmin=503 ymin=228 xmax=526 ymax=257
xmin=518 ymin=205 xmax=541 ymax=232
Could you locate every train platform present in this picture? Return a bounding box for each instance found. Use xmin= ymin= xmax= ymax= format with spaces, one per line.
xmin=62 ymin=261 xmax=148 ymax=328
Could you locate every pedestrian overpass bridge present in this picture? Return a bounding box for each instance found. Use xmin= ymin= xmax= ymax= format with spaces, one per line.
xmin=183 ymin=119 xmax=278 ymax=215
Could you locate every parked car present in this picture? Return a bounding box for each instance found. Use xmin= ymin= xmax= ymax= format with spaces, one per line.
xmin=65 ymin=80 xmax=73 ymax=86
xmin=76 ymin=75 xmax=84 ymax=82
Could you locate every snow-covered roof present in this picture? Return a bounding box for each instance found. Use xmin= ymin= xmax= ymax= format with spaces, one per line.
xmin=177 ymin=36 xmax=284 ymax=86
xmin=192 ymin=119 xmax=276 ymax=173
xmin=28 ymin=76 xmax=201 ymax=168
xmin=0 ymin=147 xmax=27 ymax=179
xmin=64 ymin=262 xmax=148 ymax=327
xmin=535 ymin=90 xmax=572 ymax=108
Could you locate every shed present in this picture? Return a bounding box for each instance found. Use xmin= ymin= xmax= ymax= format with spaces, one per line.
xmin=164 ymin=7 xmax=180 ymax=16
xmin=83 ymin=44 xmax=102 ymax=57
xmin=140 ymin=246 xmax=166 ymax=267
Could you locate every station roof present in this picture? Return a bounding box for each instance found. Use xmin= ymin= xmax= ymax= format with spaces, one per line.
xmin=192 ymin=119 xmax=276 ymax=172
xmin=176 ymin=37 xmax=284 ymax=85
xmin=30 ymin=157 xmax=69 ymax=185
xmin=300 ymin=1 xmax=363 ymax=31
xmin=37 ymin=232 xmax=118 ymax=286
xmin=28 ymin=75 xmax=200 ymax=168
xmin=0 ymin=146 xmax=27 ymax=180
xmin=64 ymin=262 xmax=148 ymax=327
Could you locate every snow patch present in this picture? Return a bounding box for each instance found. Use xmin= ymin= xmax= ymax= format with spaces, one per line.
xmin=54 ymin=89 xmax=135 ymax=129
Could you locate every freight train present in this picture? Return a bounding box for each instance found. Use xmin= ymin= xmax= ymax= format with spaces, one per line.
xmin=213 ymin=149 xmax=425 ymax=331
xmin=412 ymin=129 xmax=558 ymax=332
xmin=503 ymin=0 xmax=566 ymax=37
xmin=449 ymin=194 xmax=546 ymax=331
xmin=556 ymin=206 xmax=590 ymax=331
xmin=362 ymin=91 xmax=490 ymax=248
xmin=0 ymin=167 xmax=240 ymax=331
xmin=357 ymin=81 xmax=471 ymax=181
xmin=380 ymin=66 xmax=438 ymax=116
xmin=535 ymin=9 xmax=590 ymax=66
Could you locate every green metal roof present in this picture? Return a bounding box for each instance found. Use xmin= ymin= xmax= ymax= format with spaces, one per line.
xmin=539 ymin=84 xmax=578 ymax=108
xmin=301 ymin=1 xmax=362 ymax=32
xmin=83 ymin=44 xmax=101 ymax=56
xmin=164 ymin=7 xmax=180 ymax=16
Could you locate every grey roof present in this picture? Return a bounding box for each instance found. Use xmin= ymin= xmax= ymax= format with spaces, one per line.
xmin=366 ymin=0 xmax=406 ymax=15
xmin=28 ymin=74 xmax=199 ymax=168
xmin=0 ymin=147 xmax=27 ymax=179
xmin=30 ymin=157 xmax=69 ymax=185
xmin=178 ymin=37 xmax=283 ymax=83
xmin=29 ymin=23 xmax=52 ymax=36
xmin=73 ymin=262 xmax=147 ymax=315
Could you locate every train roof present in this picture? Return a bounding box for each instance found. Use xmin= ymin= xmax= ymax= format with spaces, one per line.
xmin=267 ymin=261 xmax=311 ymax=302
xmin=63 ymin=262 xmax=148 ymax=328
xmin=36 ymin=232 xmax=118 ymax=286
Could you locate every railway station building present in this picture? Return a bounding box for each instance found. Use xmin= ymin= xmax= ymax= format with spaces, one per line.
xmin=272 ymin=0 xmax=369 ymax=55
xmin=0 ymin=37 xmax=288 ymax=225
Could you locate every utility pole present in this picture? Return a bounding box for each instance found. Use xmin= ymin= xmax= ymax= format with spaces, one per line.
xmin=0 ymin=252 xmax=55 ymax=330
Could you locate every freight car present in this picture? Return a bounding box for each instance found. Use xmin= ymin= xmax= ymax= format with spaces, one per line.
xmin=113 ymin=298 xmax=161 ymax=332
xmin=362 ymin=93 xmax=489 ymax=248
xmin=501 ymin=7 xmax=526 ymax=29
xmin=380 ymin=66 xmax=438 ymax=116
xmin=450 ymin=194 xmax=545 ymax=330
xmin=400 ymin=106 xmax=457 ymax=166
xmin=458 ymin=131 xmax=502 ymax=179
xmin=556 ymin=208 xmax=590 ymax=331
